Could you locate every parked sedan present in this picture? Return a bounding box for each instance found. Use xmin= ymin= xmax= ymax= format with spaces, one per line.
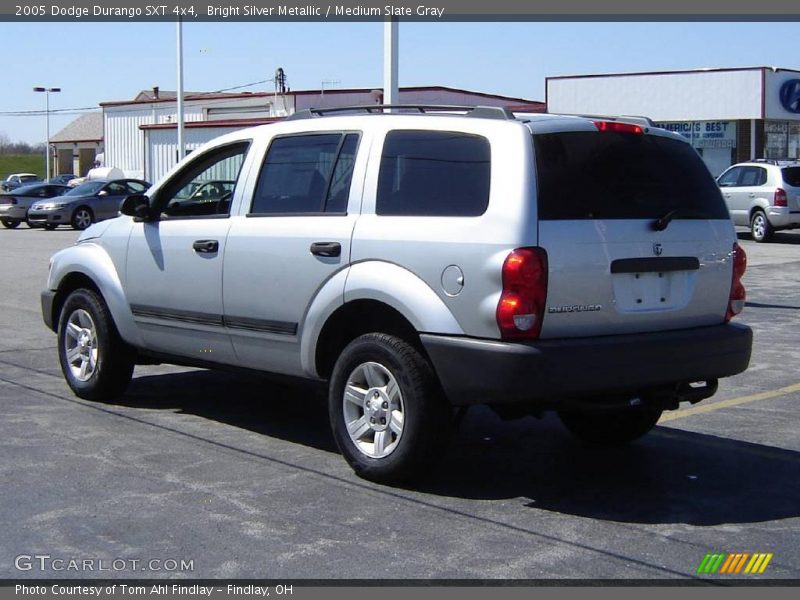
xmin=48 ymin=174 xmax=77 ymax=185
xmin=0 ymin=183 xmax=71 ymax=228
xmin=1 ymin=173 xmax=41 ymax=192
xmin=27 ymin=178 xmax=150 ymax=230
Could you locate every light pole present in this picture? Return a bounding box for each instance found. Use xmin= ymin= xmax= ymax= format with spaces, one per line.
xmin=33 ymin=86 xmax=61 ymax=180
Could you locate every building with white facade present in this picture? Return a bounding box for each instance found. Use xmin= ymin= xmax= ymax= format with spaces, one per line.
xmin=101 ymin=86 xmax=544 ymax=182
xmin=547 ymin=67 xmax=800 ymax=176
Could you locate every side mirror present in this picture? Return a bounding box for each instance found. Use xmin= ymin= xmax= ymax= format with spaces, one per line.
xmin=97 ymin=190 xmax=108 ymax=196
xmin=120 ymin=194 xmax=153 ymax=221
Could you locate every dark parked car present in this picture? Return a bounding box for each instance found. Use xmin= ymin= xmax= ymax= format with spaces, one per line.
xmin=1 ymin=173 xmax=41 ymax=192
xmin=27 ymin=178 xmax=150 ymax=230
xmin=48 ymin=174 xmax=77 ymax=185
xmin=0 ymin=183 xmax=71 ymax=228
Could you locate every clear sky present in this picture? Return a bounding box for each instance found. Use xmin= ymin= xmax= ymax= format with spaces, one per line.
xmin=2 ymin=20 xmax=799 ymax=143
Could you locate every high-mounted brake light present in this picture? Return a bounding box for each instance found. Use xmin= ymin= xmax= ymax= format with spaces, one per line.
xmin=774 ymin=188 xmax=788 ymax=207
xmin=726 ymin=242 xmax=747 ymax=322
xmin=593 ymin=120 xmax=643 ymax=135
xmin=496 ymin=248 xmax=548 ymax=340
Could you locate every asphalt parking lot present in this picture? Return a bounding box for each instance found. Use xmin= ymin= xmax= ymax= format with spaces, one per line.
xmin=1 ymin=225 xmax=799 ymax=581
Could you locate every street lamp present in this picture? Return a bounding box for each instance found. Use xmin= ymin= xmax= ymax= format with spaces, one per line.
xmin=33 ymin=86 xmax=61 ymax=180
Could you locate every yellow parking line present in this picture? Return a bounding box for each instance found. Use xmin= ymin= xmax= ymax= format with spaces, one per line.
xmin=659 ymin=382 xmax=800 ymax=422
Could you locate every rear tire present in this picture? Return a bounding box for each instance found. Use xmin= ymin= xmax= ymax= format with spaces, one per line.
xmin=750 ymin=210 xmax=774 ymax=243
xmin=558 ymin=406 xmax=662 ymax=446
xmin=57 ymin=288 xmax=135 ymax=401
xmin=1 ymin=218 xmax=19 ymax=229
xmin=328 ymin=333 xmax=451 ymax=483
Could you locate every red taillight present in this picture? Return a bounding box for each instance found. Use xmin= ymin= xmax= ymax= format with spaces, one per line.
xmin=593 ymin=120 xmax=643 ymax=135
xmin=496 ymin=248 xmax=548 ymax=340
xmin=774 ymin=188 xmax=788 ymax=207
xmin=726 ymin=242 xmax=747 ymax=322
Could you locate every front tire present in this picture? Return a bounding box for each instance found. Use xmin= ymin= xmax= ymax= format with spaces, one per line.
xmin=750 ymin=210 xmax=774 ymax=243
xmin=329 ymin=333 xmax=451 ymax=483
xmin=1 ymin=218 xmax=19 ymax=229
xmin=57 ymin=288 xmax=135 ymax=401
xmin=71 ymin=207 xmax=94 ymax=230
xmin=558 ymin=406 xmax=662 ymax=446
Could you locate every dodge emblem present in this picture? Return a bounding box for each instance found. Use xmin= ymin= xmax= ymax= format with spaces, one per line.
xmin=653 ymin=243 xmax=663 ymax=256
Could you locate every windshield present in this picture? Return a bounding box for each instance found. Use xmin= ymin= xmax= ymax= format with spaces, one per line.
xmin=20 ymin=175 xmax=39 ymax=183
xmin=65 ymin=181 xmax=105 ymax=196
xmin=534 ymin=131 xmax=729 ymax=220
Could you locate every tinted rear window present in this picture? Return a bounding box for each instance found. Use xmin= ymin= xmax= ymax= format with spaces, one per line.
xmin=534 ymin=131 xmax=728 ymax=220
xmin=376 ymin=130 xmax=490 ymax=216
xmin=781 ymin=167 xmax=800 ymax=187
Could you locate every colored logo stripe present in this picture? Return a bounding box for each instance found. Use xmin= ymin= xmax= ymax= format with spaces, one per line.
xmin=697 ymin=553 xmax=773 ymax=575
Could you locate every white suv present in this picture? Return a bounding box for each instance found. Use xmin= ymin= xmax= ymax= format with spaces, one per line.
xmin=717 ymin=160 xmax=800 ymax=242
xmin=42 ymin=106 xmax=753 ymax=483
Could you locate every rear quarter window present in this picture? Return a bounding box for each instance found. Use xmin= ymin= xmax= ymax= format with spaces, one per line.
xmin=534 ymin=131 xmax=729 ymax=220
xmin=376 ymin=130 xmax=490 ymax=216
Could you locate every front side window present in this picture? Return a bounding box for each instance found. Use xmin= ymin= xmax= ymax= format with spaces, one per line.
xmin=158 ymin=142 xmax=250 ymax=218
xmin=376 ymin=130 xmax=491 ymax=216
xmin=717 ymin=167 xmax=741 ymax=187
xmin=250 ymin=133 xmax=359 ymax=215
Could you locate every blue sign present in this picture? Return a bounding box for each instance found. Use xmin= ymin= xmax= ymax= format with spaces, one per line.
xmin=779 ymin=79 xmax=800 ymax=113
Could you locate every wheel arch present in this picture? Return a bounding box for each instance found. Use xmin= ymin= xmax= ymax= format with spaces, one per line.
xmin=301 ymin=261 xmax=464 ymax=379
xmin=48 ymin=245 xmax=143 ymax=347
xmin=748 ymin=199 xmax=771 ymax=220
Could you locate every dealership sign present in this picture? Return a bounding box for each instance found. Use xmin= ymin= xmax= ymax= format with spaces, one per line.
xmin=779 ymin=79 xmax=800 ymax=114
xmin=656 ymin=121 xmax=736 ymax=149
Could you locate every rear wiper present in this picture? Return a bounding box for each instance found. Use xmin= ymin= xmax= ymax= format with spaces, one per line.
xmin=652 ymin=208 xmax=713 ymax=231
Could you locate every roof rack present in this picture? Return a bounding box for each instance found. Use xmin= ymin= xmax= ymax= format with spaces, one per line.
xmin=286 ymin=104 xmax=517 ymax=121
xmin=751 ymin=158 xmax=800 ymax=166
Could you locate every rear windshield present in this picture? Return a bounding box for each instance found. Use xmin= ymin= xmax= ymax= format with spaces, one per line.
xmin=534 ymin=131 xmax=729 ymax=220
xmin=781 ymin=167 xmax=800 ymax=187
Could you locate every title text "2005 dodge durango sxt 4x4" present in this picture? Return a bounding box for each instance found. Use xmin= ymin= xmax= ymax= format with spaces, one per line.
xmin=42 ymin=105 xmax=752 ymax=483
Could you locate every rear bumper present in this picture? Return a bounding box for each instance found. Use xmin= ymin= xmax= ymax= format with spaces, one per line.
xmin=768 ymin=208 xmax=800 ymax=228
xmin=421 ymin=323 xmax=752 ymax=406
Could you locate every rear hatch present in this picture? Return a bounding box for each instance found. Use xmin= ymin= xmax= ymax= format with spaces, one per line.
xmin=780 ymin=166 xmax=800 ymax=210
xmin=532 ymin=123 xmax=736 ymax=339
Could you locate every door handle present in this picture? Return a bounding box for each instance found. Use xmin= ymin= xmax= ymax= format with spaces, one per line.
xmin=748 ymin=193 xmax=755 ymax=198
xmin=310 ymin=241 xmax=341 ymax=257
xmin=193 ymin=240 xmax=219 ymax=253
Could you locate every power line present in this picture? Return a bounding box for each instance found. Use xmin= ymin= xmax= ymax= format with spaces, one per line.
xmin=0 ymin=76 xmax=281 ymax=117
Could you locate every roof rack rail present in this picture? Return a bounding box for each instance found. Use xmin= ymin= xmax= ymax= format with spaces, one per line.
xmin=752 ymin=158 xmax=800 ymax=166
xmin=286 ymin=104 xmax=517 ymax=121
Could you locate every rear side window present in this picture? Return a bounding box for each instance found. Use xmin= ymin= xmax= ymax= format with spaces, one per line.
xmin=739 ymin=167 xmax=767 ymax=186
xmin=376 ymin=130 xmax=490 ymax=216
xmin=781 ymin=167 xmax=800 ymax=187
xmin=534 ymin=132 xmax=729 ymax=220
xmin=251 ymin=133 xmax=359 ymax=215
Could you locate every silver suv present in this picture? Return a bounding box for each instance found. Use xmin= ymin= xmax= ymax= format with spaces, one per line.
xmin=41 ymin=106 xmax=753 ymax=483
xmin=717 ymin=159 xmax=800 ymax=242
